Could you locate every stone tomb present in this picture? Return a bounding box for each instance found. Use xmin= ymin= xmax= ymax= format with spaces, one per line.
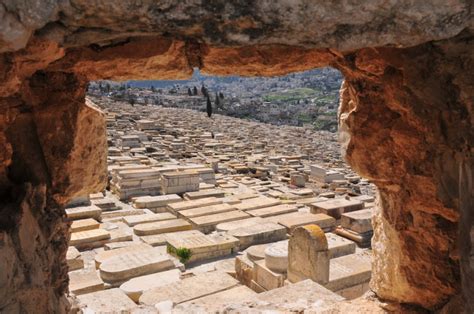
xmin=132 ymin=194 xmax=182 ymax=213
xmin=266 ymin=212 xmax=335 ymax=233
xmin=123 ymin=212 xmax=176 ymax=226
xmin=246 ymin=204 xmax=298 ymax=218
xmin=183 ymin=188 xmax=225 ymax=200
xmin=69 ymin=269 xmax=104 ymax=295
xmin=228 ymin=222 xmax=287 ymax=249
xmin=189 ymin=210 xmax=250 ymax=233
xmin=69 ymin=229 xmax=111 ymax=250
xmin=166 ymin=231 xmax=239 ymax=263
xmin=167 ymin=197 xmax=222 ymax=214
xmin=335 ymin=208 xmax=373 ymax=247
xmin=254 ymin=259 xmax=286 ymax=291
xmin=133 ymin=218 xmax=192 ymax=236
xmin=178 ymin=203 xmax=236 ymax=219
xmin=235 ymin=197 xmax=281 ymax=211
xmin=139 ymin=271 xmax=239 ymax=305
xmin=70 ymin=218 xmax=99 ymax=232
xmin=161 ymin=170 xmax=200 ymax=195
xmin=99 ymin=248 xmax=175 ymax=284
xmin=310 ymin=198 xmax=364 ymax=219
xmin=139 ymin=229 xmax=202 ymax=247
xmin=66 ymin=205 xmax=102 ymax=221
xmin=94 ymin=243 xmax=152 ymax=267
xmin=215 ymin=216 xmax=265 ymax=232
xmin=326 ymin=233 xmax=357 ymax=258
xmin=326 ymin=251 xmax=372 ymax=299
xmin=66 ymin=246 xmax=84 ymax=271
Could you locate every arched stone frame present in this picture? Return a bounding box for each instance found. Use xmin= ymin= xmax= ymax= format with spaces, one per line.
xmin=0 ymin=2 xmax=472 ymax=312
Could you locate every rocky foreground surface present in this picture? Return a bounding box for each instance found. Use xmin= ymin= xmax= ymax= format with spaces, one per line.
xmin=65 ymin=97 xmax=376 ymax=312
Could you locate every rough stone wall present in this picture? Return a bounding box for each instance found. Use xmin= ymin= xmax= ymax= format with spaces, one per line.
xmin=0 ymin=1 xmax=472 ymax=312
xmin=337 ymin=31 xmax=473 ymax=310
xmin=0 ymin=71 xmax=107 ymax=312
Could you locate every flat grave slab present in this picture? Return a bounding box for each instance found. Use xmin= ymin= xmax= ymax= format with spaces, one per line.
xmin=133 ymin=218 xmax=192 ymax=236
xmin=69 ymin=229 xmax=110 ymax=250
xmin=216 ymin=216 xmax=265 ymax=232
xmin=69 ymin=269 xmax=104 ymax=295
xmin=266 ymin=212 xmax=335 ymax=233
xmin=235 ymin=197 xmax=281 ymax=211
xmin=167 ymin=197 xmax=222 ymax=214
xmin=94 ymin=243 xmax=153 ymax=267
xmin=310 ymin=198 xmax=364 ymax=219
xmin=70 ymin=218 xmax=100 ymax=232
xmin=326 ymin=251 xmax=372 ymax=292
xmin=341 ymin=208 xmax=373 ymax=233
xmin=178 ymin=203 xmax=236 ymax=219
xmin=66 ymin=205 xmax=101 ymax=221
xmin=166 ymin=231 xmax=239 ymax=263
xmin=99 ymin=248 xmax=175 ymax=284
xmin=123 ymin=212 xmax=176 ymax=226
xmin=228 ymin=222 xmax=287 ymax=249
xmin=189 ymin=210 xmax=250 ymax=233
xmin=246 ymin=204 xmax=298 ymax=218
xmin=183 ymin=189 xmax=225 ymax=200
xmin=133 ymin=194 xmax=182 ymax=209
xmin=326 ymin=232 xmax=357 ymax=258
xmin=140 ymin=230 xmax=202 ymax=247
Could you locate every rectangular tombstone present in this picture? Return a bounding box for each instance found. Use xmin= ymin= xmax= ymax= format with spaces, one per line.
xmin=235 ymin=197 xmax=281 ymax=211
xmin=123 ymin=213 xmax=176 ymax=227
xmin=216 ymin=216 xmax=265 ymax=232
xmin=132 ymin=194 xmax=182 ymax=210
xmin=340 ymin=208 xmax=373 ymax=233
xmin=133 ymin=219 xmax=192 ymax=236
xmin=99 ymin=248 xmax=175 ymax=284
xmin=183 ymin=189 xmax=225 ymax=200
xmin=326 ymin=252 xmax=372 ymax=293
xmin=178 ymin=203 xmax=236 ymax=219
xmin=167 ymin=197 xmax=222 ymax=214
xmin=326 ymin=233 xmax=357 ymax=258
xmin=139 ymin=271 xmax=239 ymax=305
xmin=166 ymin=231 xmax=239 ymax=263
xmin=66 ymin=205 xmax=102 ymax=221
xmin=189 ymin=211 xmax=251 ymax=233
xmin=69 ymin=269 xmax=104 ymax=295
xmin=70 ymin=229 xmax=111 ymax=250
xmin=246 ymin=204 xmax=298 ymax=218
xmin=139 ymin=230 xmax=202 ymax=247
xmin=228 ymin=222 xmax=287 ymax=249
xmin=309 ymin=199 xmax=364 ymax=219
xmin=94 ymin=243 xmax=153 ymax=267
xmin=254 ymin=260 xmax=286 ymax=291
xmin=71 ymin=218 xmax=100 ymax=232
xmin=266 ymin=212 xmax=336 ymax=233
xmin=66 ymin=246 xmax=84 ymax=271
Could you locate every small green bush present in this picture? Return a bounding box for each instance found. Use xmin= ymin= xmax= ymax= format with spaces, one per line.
xmin=167 ymin=246 xmax=192 ymax=263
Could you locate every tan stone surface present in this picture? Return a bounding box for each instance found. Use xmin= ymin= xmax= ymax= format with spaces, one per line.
xmin=99 ymin=248 xmax=175 ymax=283
xmin=133 ymin=219 xmax=192 ymax=236
xmin=68 ymin=269 xmax=104 ymax=295
xmin=77 ymin=288 xmax=137 ymax=313
xmin=119 ymin=268 xmax=181 ymax=302
xmin=69 ymin=229 xmax=110 ymax=247
xmin=66 ymin=246 xmax=84 ymax=271
xmin=123 ymin=213 xmax=176 ymax=227
xmin=246 ymin=204 xmax=298 ymax=218
xmin=266 ymin=212 xmax=336 ymax=233
xmin=70 ymin=218 xmax=99 ymax=232
xmin=140 ymin=271 xmax=239 ymax=305
xmin=94 ymin=243 xmax=152 ymax=267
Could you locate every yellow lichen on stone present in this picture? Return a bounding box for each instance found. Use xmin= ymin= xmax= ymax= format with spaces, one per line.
xmin=302 ymin=224 xmax=328 ymax=250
